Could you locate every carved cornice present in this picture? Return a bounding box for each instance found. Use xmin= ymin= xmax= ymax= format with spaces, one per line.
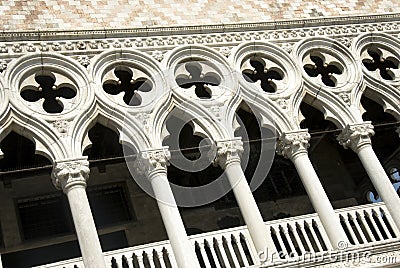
xmin=337 ymin=122 xmax=375 ymax=152
xmin=0 ymin=15 xmax=398 ymax=58
xmin=135 ymin=147 xmax=171 ymax=179
xmin=214 ymin=138 xmax=244 ymax=169
xmin=277 ymin=130 xmax=311 ymax=160
xmin=51 ymin=158 xmax=90 ymax=192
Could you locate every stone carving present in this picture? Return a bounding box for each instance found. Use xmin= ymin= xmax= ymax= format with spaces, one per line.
xmin=0 ymin=45 xmax=7 ymax=53
xmin=52 ymin=120 xmax=70 ymax=136
xmin=339 ymin=92 xmax=351 ymax=106
xmin=77 ymin=41 xmax=86 ymax=50
xmin=39 ymin=42 xmax=49 ymax=52
xmin=219 ymin=47 xmax=231 ymax=57
xmin=277 ymin=98 xmax=288 ymax=109
xmin=337 ymin=123 xmax=375 ymax=152
xmin=26 ymin=43 xmax=36 ymax=52
xmin=152 ymin=51 xmax=164 ymax=62
xmin=277 ymin=130 xmax=311 ymax=159
xmin=214 ymin=138 xmax=244 ymax=168
xmin=52 ymin=159 xmax=90 ymax=191
xmin=135 ymin=148 xmax=171 ymax=177
xmin=12 ymin=44 xmax=22 ymax=53
xmin=77 ymin=55 xmax=91 ymax=67
xmin=0 ymin=60 xmax=7 ymax=72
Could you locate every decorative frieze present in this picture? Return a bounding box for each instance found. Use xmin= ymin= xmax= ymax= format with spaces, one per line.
xmin=337 ymin=122 xmax=375 ymax=152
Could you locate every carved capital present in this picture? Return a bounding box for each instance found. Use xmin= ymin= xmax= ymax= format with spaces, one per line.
xmin=277 ymin=130 xmax=310 ymax=160
xmin=52 ymin=158 xmax=90 ymax=192
xmin=135 ymin=147 xmax=171 ymax=179
xmin=337 ymin=122 xmax=374 ymax=152
xmin=214 ymin=138 xmax=244 ymax=168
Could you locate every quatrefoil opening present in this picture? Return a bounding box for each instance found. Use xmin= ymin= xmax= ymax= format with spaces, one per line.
xmin=362 ymin=47 xmax=399 ymax=81
xmin=20 ymin=72 xmax=77 ymax=114
xmin=102 ymin=67 xmax=153 ymax=106
xmin=241 ymin=56 xmax=284 ymax=93
xmin=303 ymin=53 xmax=343 ymax=87
xmin=175 ymin=62 xmax=221 ymax=99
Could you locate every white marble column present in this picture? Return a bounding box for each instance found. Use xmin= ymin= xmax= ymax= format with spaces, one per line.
xmin=277 ymin=130 xmax=349 ymax=249
xmin=338 ymin=122 xmax=400 ymax=230
xmin=214 ymin=138 xmax=274 ymax=257
xmin=52 ymin=158 xmax=106 ymax=268
xmin=136 ymin=148 xmax=200 ymax=268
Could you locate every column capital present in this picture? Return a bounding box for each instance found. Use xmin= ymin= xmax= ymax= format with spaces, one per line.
xmin=135 ymin=147 xmax=171 ymax=179
xmin=337 ymin=122 xmax=374 ymax=152
xmin=52 ymin=157 xmax=90 ymax=192
xmin=277 ymin=130 xmax=310 ymax=160
xmin=214 ymin=138 xmax=244 ymax=169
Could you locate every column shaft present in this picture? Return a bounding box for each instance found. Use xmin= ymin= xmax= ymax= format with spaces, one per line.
xmin=292 ymin=153 xmax=348 ymax=248
xmin=52 ymin=159 xmax=106 ymax=268
xmin=224 ymin=161 xmax=274 ymax=254
xmin=357 ymin=145 xmax=400 ymax=228
xmin=65 ymin=186 xmax=106 ymax=268
xmin=279 ymin=130 xmax=349 ymax=249
xmin=151 ymin=173 xmax=200 ymax=268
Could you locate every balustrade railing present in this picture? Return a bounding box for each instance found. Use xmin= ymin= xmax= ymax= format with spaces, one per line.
xmin=338 ymin=202 xmax=400 ymax=246
xmin=34 ymin=202 xmax=400 ymax=268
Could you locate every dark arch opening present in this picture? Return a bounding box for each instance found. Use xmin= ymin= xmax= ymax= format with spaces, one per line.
xmin=0 ymin=131 xmax=51 ymax=172
xmin=300 ymin=101 xmax=377 ymax=207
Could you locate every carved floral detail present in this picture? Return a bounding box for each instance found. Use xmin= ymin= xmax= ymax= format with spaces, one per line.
xmin=277 ymin=131 xmax=311 ymax=159
xmin=214 ymin=138 xmax=244 ymax=168
xmin=337 ymin=123 xmax=374 ymax=152
xmin=52 ymin=159 xmax=90 ymax=191
xmin=135 ymin=148 xmax=171 ymax=177
xmin=12 ymin=44 xmax=22 ymax=53
xmin=0 ymin=60 xmax=7 ymax=72
xmin=219 ymin=47 xmax=231 ymax=57
xmin=26 ymin=43 xmax=36 ymax=52
xmin=277 ymin=98 xmax=288 ymax=109
xmin=77 ymin=55 xmax=90 ymax=67
xmin=52 ymin=120 xmax=70 ymax=136
xmin=339 ymin=92 xmax=351 ymax=106
xmin=0 ymin=44 xmax=7 ymax=53
xmin=152 ymin=51 xmax=164 ymax=61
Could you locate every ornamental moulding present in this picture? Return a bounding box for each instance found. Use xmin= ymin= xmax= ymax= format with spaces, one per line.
xmin=0 ymin=15 xmax=398 ymax=57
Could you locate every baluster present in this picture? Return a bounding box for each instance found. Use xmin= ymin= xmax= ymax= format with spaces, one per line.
xmin=198 ymin=241 xmax=212 ymax=268
xmin=215 ymin=237 xmax=230 ymax=267
xmin=225 ymin=235 xmax=241 ymax=268
xmin=146 ymin=249 xmax=156 ymax=268
xmin=136 ymin=252 xmax=146 ymax=268
xmin=289 ymin=223 xmax=306 ymax=255
xmin=283 ymin=224 xmax=297 ymax=257
xmin=380 ymin=207 xmax=400 ymax=237
xmin=340 ymin=214 xmax=359 ymax=245
xmin=233 ymin=233 xmax=250 ymax=266
xmin=350 ymin=212 xmax=368 ymax=244
xmin=206 ymin=238 xmax=222 ymax=268
xmin=297 ymin=223 xmax=314 ymax=253
xmin=155 ymin=249 xmax=167 ymax=268
xmin=306 ymin=220 xmax=323 ymax=252
xmin=272 ymin=226 xmax=288 ymax=258
xmin=365 ymin=210 xmax=384 ymax=241
xmin=373 ymin=209 xmax=393 ymax=239
xmin=357 ymin=211 xmax=376 ymax=242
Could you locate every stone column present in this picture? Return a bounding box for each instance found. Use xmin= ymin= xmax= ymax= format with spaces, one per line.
xmin=52 ymin=158 xmax=106 ymax=268
xmin=136 ymin=148 xmax=200 ymax=268
xmin=214 ymin=138 xmax=274 ymax=256
xmin=338 ymin=122 xmax=400 ymax=230
xmin=277 ymin=130 xmax=348 ymax=249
